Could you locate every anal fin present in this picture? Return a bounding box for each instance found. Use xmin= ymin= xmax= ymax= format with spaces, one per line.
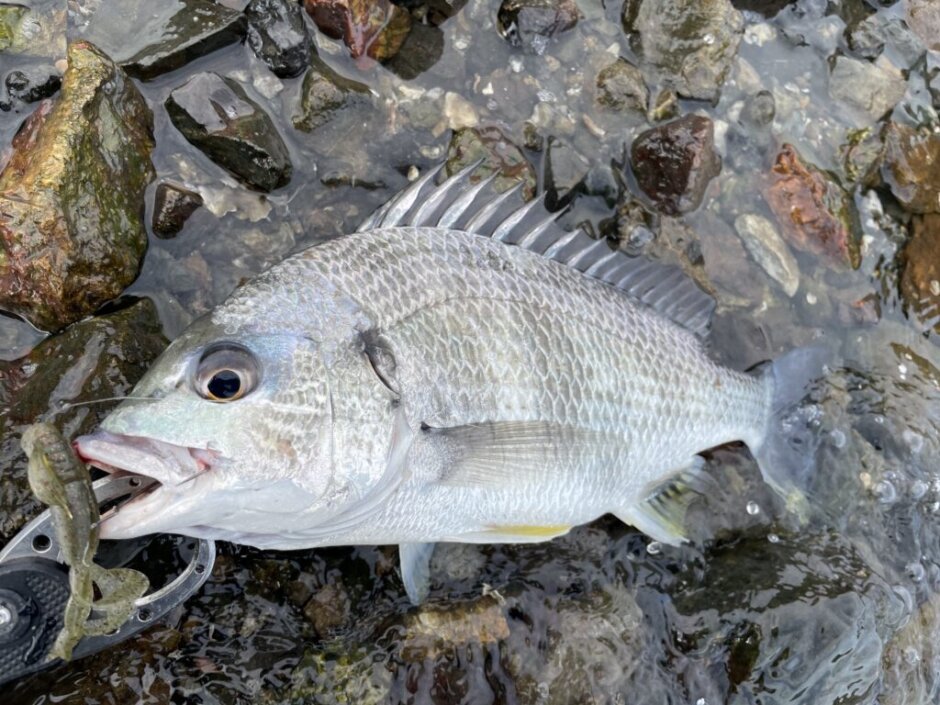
xmin=399 ymin=542 xmax=435 ymax=605
xmin=615 ymin=457 xmax=714 ymax=546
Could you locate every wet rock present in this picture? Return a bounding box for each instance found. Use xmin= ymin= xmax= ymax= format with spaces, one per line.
xmin=595 ymin=57 xmax=648 ymax=115
xmin=303 ymin=582 xmax=351 ymax=637
xmin=882 ymin=122 xmax=940 ymax=214
xmin=166 ymin=72 xmax=292 ymax=192
xmin=630 ymin=114 xmax=721 ymax=216
xmin=0 ymin=4 xmax=27 ymax=52
xmin=303 ymin=0 xmax=411 ymax=62
xmin=0 ymin=0 xmax=65 ymax=59
xmin=899 ymin=214 xmax=940 ymax=333
xmin=80 ymin=0 xmax=247 ymax=81
xmin=292 ymin=56 xmax=372 ymax=132
xmin=0 ymin=64 xmax=61 ymax=109
xmin=545 ymin=137 xmax=590 ymax=209
xmin=246 ymin=0 xmax=313 ymax=79
xmin=908 ymin=0 xmax=940 ymax=52
xmin=846 ymin=12 xmax=924 ymax=67
xmin=828 ymin=56 xmax=906 ymax=124
xmin=0 ymin=41 xmax=154 ymax=332
xmin=647 ymin=87 xmax=679 ymax=122
xmin=382 ymin=22 xmax=444 ymax=80
xmin=624 ymin=0 xmax=744 ymax=102
xmin=443 ymin=91 xmax=479 ymax=131
xmin=841 ymin=126 xmax=886 ymax=189
xmin=446 ymin=126 xmax=537 ymax=199
xmin=669 ymin=534 xmax=891 ymax=705
xmin=401 ymin=595 xmax=509 ymax=659
xmin=606 ymin=197 xmax=658 ymax=256
xmin=496 ymin=0 xmax=579 ymax=54
xmin=836 ymin=292 xmax=881 ymax=327
xmin=152 ymin=182 xmax=205 ymax=239
xmin=763 ymin=144 xmax=861 ymax=269
xmin=881 ymin=594 xmax=940 ymax=705
xmin=733 ymin=213 xmax=800 ymax=296
xmin=0 ymin=300 xmax=167 ymax=542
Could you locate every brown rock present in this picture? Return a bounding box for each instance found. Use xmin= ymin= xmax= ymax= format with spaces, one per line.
xmin=496 ymin=0 xmax=580 ymax=53
xmin=763 ymin=144 xmax=860 ymax=269
xmin=401 ymin=595 xmax=510 ymax=660
xmin=630 ymin=114 xmax=721 ymax=215
xmin=882 ymin=122 xmax=940 ymax=215
xmin=303 ymin=581 xmax=351 ymax=637
xmin=900 ymin=213 xmax=940 ymax=333
xmin=908 ymin=0 xmax=940 ymax=52
xmin=303 ymin=0 xmax=411 ymax=62
xmin=0 ymin=41 xmax=154 ymax=331
xmin=152 ymin=182 xmax=204 ymax=239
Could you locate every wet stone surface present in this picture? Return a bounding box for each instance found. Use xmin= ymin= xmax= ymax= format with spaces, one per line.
xmin=496 ymin=0 xmax=580 ymax=55
xmin=763 ymin=143 xmax=861 ymax=270
xmin=0 ymin=41 xmax=153 ymax=332
xmin=0 ymin=300 xmax=166 ymax=543
xmin=246 ymin=0 xmax=313 ymax=79
xmin=75 ymin=0 xmax=247 ymax=80
xmin=631 ymin=114 xmax=721 ymax=215
xmin=166 ymin=72 xmax=292 ymax=192
xmin=152 ymin=182 xmax=205 ymax=239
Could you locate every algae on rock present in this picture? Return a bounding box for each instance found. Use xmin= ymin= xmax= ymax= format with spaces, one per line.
xmin=0 ymin=41 xmax=154 ymax=332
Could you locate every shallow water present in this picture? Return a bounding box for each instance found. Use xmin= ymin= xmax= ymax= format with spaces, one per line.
xmin=2 ymin=0 xmax=940 ymax=703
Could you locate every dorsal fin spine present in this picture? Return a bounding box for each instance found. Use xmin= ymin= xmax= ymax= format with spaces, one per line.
xmin=357 ymin=164 xmax=716 ymax=338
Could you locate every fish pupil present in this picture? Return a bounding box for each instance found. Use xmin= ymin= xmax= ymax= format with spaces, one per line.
xmin=208 ymin=369 xmax=241 ymax=399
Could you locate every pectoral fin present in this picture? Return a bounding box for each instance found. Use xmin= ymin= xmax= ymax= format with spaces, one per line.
xmin=425 ymin=421 xmax=613 ymax=488
xmin=616 ymin=457 xmax=714 ymax=546
xmin=399 ymin=542 xmax=435 ymax=605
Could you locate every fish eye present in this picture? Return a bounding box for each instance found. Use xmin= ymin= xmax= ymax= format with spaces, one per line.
xmin=195 ymin=344 xmax=260 ymax=402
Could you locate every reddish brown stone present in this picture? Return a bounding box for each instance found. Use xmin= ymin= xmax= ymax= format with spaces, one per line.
xmin=303 ymin=0 xmax=411 ymax=61
xmin=631 ymin=114 xmax=721 ymax=216
xmin=900 ymin=214 xmax=940 ymax=332
xmin=763 ymin=144 xmax=860 ymax=269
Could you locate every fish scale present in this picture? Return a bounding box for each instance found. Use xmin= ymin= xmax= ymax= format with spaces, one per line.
xmin=74 ymin=167 xmax=816 ymax=603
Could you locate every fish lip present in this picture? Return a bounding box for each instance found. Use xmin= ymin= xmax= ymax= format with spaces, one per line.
xmin=73 ymin=431 xmax=220 ymax=488
xmin=73 ymin=431 xmax=223 ymax=539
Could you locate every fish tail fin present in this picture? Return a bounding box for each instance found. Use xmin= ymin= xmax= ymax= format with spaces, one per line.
xmin=751 ymin=346 xmax=829 ymax=522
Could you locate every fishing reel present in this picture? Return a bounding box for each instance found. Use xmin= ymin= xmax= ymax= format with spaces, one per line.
xmin=0 ymin=475 xmax=215 ymax=685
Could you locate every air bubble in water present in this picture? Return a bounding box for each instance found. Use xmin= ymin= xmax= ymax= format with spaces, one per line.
xmin=746 ymin=501 xmax=760 ymax=515
xmin=768 ymin=533 xmax=780 ymax=544
xmin=906 ymin=562 xmax=926 ymax=583
xmin=646 ymin=541 xmax=662 ymax=556
xmin=911 ymin=480 xmax=928 ymax=500
xmin=873 ymin=480 xmax=897 ymax=504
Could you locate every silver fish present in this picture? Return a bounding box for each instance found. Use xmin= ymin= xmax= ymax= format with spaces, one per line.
xmin=75 ymin=166 xmax=819 ymax=603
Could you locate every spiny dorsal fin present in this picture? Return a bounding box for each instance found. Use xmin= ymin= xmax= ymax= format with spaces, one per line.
xmin=358 ymin=163 xmax=716 ymax=338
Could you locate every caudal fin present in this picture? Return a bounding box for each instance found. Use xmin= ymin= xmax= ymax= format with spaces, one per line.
xmin=751 ymin=346 xmax=830 ymax=520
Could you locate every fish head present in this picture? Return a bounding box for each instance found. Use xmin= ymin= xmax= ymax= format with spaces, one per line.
xmin=74 ymin=312 xmax=398 ymax=547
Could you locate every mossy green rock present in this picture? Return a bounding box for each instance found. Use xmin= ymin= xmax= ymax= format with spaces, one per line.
xmin=624 ymin=0 xmax=744 ymax=102
xmin=0 ymin=41 xmax=155 ymax=332
xmin=0 ymin=300 xmax=167 ymax=543
xmin=0 ymin=0 xmax=66 ymax=59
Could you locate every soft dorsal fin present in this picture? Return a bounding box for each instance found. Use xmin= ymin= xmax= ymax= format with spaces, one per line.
xmin=358 ymin=163 xmax=716 ymax=338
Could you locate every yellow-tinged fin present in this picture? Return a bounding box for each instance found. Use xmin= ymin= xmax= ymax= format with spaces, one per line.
xmin=486 ymin=524 xmax=572 ymax=538
xmin=616 ymin=457 xmax=714 ymax=546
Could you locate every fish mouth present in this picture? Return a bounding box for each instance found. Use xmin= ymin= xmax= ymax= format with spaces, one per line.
xmin=73 ymin=431 xmax=221 ymax=539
